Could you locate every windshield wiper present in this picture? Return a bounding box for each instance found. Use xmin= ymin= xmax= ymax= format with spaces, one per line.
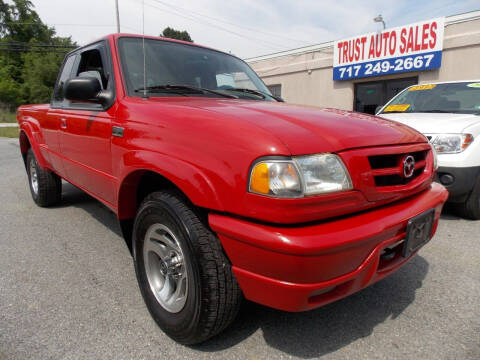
xmin=416 ymin=110 xmax=453 ymax=113
xmin=224 ymin=87 xmax=284 ymax=102
xmin=134 ymin=84 xmax=238 ymax=99
xmin=419 ymin=109 xmax=480 ymax=115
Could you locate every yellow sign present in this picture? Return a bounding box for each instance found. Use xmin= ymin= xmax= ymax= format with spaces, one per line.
xmin=408 ymin=84 xmax=437 ymax=91
xmin=384 ymin=104 xmax=411 ymax=112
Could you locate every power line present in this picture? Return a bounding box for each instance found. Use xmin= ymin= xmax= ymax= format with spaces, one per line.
xmin=145 ymin=0 xmax=287 ymax=50
xmin=0 ymin=42 xmax=76 ymax=48
xmin=0 ymin=41 xmax=77 ymax=53
xmin=0 ymin=22 xmax=116 ymax=27
xmin=122 ymin=24 xmax=141 ymax=32
xmin=0 ymin=48 xmax=71 ymax=53
xmin=128 ymin=0 xmax=288 ymax=51
xmin=149 ymin=0 xmax=312 ymax=47
xmin=0 ymin=45 xmax=73 ymax=53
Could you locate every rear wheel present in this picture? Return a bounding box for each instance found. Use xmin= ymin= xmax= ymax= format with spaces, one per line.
xmin=458 ymin=176 xmax=480 ymax=220
xmin=132 ymin=190 xmax=242 ymax=344
xmin=26 ymin=149 xmax=62 ymax=207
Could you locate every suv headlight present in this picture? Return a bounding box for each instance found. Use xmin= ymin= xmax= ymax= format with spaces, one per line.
xmin=430 ymin=143 xmax=438 ymax=170
xmin=249 ymin=154 xmax=353 ymax=198
xmin=428 ymin=134 xmax=474 ymax=154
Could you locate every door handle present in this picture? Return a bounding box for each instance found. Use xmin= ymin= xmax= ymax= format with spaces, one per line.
xmin=112 ymin=126 xmax=124 ymax=138
xmin=60 ymin=117 xmax=67 ymax=129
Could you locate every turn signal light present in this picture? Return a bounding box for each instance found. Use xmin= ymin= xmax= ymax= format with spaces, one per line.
xmin=250 ymin=162 xmax=270 ymax=194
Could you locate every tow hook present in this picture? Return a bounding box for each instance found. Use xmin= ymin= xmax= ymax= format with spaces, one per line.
xmin=380 ymin=246 xmax=396 ymax=260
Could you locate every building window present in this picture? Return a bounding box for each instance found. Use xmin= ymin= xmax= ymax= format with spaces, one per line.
xmin=267 ymin=84 xmax=282 ymax=98
xmin=354 ymin=77 xmax=417 ymax=114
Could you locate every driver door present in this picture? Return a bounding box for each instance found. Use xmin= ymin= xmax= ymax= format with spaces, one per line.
xmin=58 ymin=41 xmax=117 ymax=206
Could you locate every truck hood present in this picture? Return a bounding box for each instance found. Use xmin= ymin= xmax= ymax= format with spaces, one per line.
xmin=378 ymin=112 xmax=480 ymax=134
xmin=167 ymin=99 xmax=426 ymax=154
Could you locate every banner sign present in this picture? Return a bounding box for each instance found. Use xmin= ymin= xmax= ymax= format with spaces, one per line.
xmin=333 ymin=18 xmax=444 ymax=81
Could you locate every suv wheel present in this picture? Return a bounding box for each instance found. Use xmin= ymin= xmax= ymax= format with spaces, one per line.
xmin=26 ymin=149 xmax=62 ymax=207
xmin=132 ymin=190 xmax=242 ymax=344
xmin=458 ymin=176 xmax=480 ymax=220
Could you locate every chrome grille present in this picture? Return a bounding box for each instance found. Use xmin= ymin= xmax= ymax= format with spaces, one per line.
xmin=368 ymin=150 xmax=428 ymax=187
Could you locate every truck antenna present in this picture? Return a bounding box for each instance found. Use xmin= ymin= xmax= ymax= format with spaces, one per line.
xmin=142 ymin=0 xmax=148 ymax=99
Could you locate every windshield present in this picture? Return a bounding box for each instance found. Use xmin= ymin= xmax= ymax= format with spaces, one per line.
xmin=117 ymin=37 xmax=274 ymax=101
xmin=379 ymin=82 xmax=480 ymax=114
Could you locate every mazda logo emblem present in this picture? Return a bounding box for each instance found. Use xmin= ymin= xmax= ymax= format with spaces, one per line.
xmin=403 ymin=155 xmax=415 ymax=178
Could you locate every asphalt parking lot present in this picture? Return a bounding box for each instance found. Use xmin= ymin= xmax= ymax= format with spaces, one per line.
xmin=0 ymin=137 xmax=479 ymax=360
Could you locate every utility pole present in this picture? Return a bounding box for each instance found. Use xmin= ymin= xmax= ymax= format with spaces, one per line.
xmin=115 ymin=0 xmax=121 ymax=33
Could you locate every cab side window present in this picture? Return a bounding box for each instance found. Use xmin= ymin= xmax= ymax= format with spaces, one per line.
xmin=52 ymin=41 xmax=114 ymax=109
xmin=52 ymin=54 xmax=76 ymax=106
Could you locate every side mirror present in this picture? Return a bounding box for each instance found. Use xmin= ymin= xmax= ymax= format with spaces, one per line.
xmin=64 ymin=77 xmax=102 ymax=103
xmin=375 ymin=105 xmax=382 ymax=114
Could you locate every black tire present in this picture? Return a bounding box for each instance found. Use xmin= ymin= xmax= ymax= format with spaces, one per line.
xmin=132 ymin=190 xmax=242 ymax=344
xmin=26 ymin=149 xmax=62 ymax=207
xmin=457 ymin=176 xmax=480 ymax=220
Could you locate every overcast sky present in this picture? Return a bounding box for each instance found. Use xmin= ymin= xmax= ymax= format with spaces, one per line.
xmin=32 ymin=0 xmax=479 ymax=59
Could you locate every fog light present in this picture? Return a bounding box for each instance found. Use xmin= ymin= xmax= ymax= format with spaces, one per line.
xmin=439 ymin=173 xmax=454 ymax=186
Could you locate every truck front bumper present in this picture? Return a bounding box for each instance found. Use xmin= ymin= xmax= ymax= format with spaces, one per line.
xmin=435 ymin=166 xmax=480 ymax=203
xmin=209 ymin=183 xmax=448 ymax=312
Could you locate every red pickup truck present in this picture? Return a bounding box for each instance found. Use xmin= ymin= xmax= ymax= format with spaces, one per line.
xmin=17 ymin=34 xmax=448 ymax=344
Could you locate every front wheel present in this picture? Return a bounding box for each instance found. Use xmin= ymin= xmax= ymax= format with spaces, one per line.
xmin=26 ymin=149 xmax=62 ymax=207
xmin=132 ymin=190 xmax=242 ymax=344
xmin=458 ymin=176 xmax=480 ymax=220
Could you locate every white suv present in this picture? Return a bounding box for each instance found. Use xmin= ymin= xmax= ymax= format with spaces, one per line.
xmin=377 ymin=81 xmax=480 ymax=219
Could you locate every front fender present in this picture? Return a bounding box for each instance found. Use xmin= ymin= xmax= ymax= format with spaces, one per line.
xmin=117 ymin=150 xmax=224 ymax=218
xmin=19 ymin=121 xmax=49 ymax=169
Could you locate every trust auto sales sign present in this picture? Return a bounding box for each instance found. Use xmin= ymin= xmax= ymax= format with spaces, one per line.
xmin=333 ymin=18 xmax=444 ymax=80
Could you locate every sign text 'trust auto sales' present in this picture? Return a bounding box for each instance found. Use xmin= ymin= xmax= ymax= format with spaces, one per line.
xmin=333 ymin=18 xmax=444 ymax=80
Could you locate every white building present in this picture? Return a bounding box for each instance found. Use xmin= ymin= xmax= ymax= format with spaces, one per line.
xmin=247 ymin=11 xmax=480 ymax=114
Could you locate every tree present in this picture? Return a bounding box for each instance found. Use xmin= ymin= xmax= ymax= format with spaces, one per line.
xmin=0 ymin=0 xmax=76 ymax=108
xmin=21 ymin=51 xmax=66 ymax=104
xmin=161 ymin=27 xmax=193 ymax=42
xmin=0 ymin=0 xmax=53 ymax=43
xmin=0 ymin=58 xmax=21 ymax=108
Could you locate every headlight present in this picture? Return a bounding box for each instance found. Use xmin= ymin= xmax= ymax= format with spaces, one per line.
xmin=249 ymin=154 xmax=352 ymax=198
xmin=428 ymin=134 xmax=474 ymax=154
xmin=430 ymin=144 xmax=438 ymax=170
xmin=249 ymin=160 xmax=302 ymax=197
xmin=294 ymin=154 xmax=353 ymax=194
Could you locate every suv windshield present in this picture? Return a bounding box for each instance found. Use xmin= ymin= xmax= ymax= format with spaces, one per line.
xmin=118 ymin=37 xmax=275 ymax=101
xmin=379 ymin=82 xmax=480 ymax=115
